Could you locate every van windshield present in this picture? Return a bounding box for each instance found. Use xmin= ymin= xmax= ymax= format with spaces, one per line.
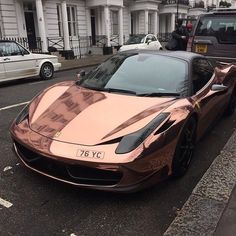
xmin=195 ymin=15 xmax=236 ymax=44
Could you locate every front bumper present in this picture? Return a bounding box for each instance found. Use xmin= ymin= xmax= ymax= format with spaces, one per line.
xmin=53 ymin=62 xmax=61 ymax=71
xmin=10 ymin=120 xmax=175 ymax=192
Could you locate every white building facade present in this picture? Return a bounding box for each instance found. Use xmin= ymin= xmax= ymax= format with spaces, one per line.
xmin=0 ymin=0 xmax=234 ymax=57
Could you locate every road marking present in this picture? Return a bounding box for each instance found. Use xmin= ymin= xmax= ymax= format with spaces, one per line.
xmin=0 ymin=101 xmax=29 ymax=111
xmin=0 ymin=197 xmax=13 ymax=208
xmin=28 ymin=81 xmax=44 ymax=85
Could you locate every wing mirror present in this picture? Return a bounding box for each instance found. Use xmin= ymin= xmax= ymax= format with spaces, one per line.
xmin=76 ymin=70 xmax=86 ymax=80
xmin=211 ymin=84 xmax=228 ymax=92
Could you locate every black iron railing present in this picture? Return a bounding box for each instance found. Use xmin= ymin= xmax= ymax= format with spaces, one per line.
xmin=0 ymin=37 xmax=42 ymax=53
xmin=47 ymin=37 xmax=64 ymax=50
xmin=157 ymin=33 xmax=172 ymax=42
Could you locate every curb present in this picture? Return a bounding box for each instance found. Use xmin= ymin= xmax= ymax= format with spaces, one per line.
xmin=164 ymin=129 xmax=236 ymax=235
xmin=57 ymin=62 xmax=100 ymax=73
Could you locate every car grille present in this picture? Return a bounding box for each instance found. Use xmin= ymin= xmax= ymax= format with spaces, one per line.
xmin=14 ymin=141 xmax=122 ymax=186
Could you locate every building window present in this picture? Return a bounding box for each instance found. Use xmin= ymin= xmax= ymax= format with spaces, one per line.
xmin=111 ymin=11 xmax=118 ymax=35
xmin=57 ymin=5 xmax=77 ymax=37
xmin=67 ymin=6 xmax=77 ymax=36
xmin=57 ymin=5 xmax=63 ymax=37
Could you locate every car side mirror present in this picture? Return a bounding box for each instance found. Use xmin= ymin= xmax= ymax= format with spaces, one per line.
xmin=211 ymin=84 xmax=228 ymax=92
xmin=76 ymin=70 xmax=86 ymax=80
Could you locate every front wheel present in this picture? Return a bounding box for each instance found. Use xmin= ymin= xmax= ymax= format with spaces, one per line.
xmin=172 ymin=117 xmax=197 ymax=178
xmin=40 ymin=63 xmax=54 ymax=80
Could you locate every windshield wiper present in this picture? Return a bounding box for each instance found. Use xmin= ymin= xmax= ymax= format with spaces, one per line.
xmin=103 ymin=88 xmax=137 ymax=95
xmin=137 ymin=92 xmax=180 ymax=97
xmin=80 ymin=86 xmax=137 ymax=95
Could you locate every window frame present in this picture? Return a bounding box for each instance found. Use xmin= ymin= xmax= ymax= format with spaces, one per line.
xmin=191 ymin=57 xmax=214 ymax=95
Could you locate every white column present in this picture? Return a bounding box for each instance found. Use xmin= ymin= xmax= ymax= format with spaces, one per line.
xmin=144 ymin=10 xmax=149 ymax=34
xmin=118 ymin=7 xmax=124 ymax=45
xmin=35 ymin=0 xmax=48 ymax=52
xmin=153 ymin=11 xmax=158 ymax=36
xmin=61 ymin=0 xmax=70 ymax=50
xmin=171 ymin=13 xmax=175 ymax=32
xmin=156 ymin=13 xmax=159 ymax=35
xmin=135 ymin=12 xmax=139 ymax=34
xmin=128 ymin=10 xmax=131 ymax=35
xmin=104 ymin=5 xmax=111 ymax=47
xmin=86 ymin=8 xmax=91 ymax=36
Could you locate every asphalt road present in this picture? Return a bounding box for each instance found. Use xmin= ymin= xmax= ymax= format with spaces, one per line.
xmin=0 ymin=69 xmax=236 ymax=236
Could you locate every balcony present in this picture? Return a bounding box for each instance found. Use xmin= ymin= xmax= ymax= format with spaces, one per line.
xmin=161 ymin=0 xmax=190 ymax=6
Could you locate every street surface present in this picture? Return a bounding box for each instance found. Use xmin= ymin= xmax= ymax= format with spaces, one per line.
xmin=0 ymin=68 xmax=236 ymax=235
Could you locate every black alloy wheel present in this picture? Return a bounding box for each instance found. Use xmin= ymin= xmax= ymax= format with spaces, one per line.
xmin=172 ymin=117 xmax=197 ymax=178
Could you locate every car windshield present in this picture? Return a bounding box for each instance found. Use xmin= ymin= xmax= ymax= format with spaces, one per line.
xmin=125 ymin=35 xmax=145 ymax=45
xmin=195 ymin=15 xmax=236 ymax=44
xmin=78 ymin=53 xmax=188 ymax=97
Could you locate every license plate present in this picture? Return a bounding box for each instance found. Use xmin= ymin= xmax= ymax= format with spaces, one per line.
xmin=195 ymin=44 xmax=208 ymax=53
xmin=76 ymin=149 xmax=105 ymax=159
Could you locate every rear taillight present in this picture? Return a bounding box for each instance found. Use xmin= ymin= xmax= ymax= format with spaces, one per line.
xmin=187 ymin=36 xmax=194 ymax=52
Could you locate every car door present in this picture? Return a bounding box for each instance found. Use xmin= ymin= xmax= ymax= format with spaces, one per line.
xmin=191 ymin=58 xmax=228 ymax=136
xmin=0 ymin=41 xmax=37 ymax=80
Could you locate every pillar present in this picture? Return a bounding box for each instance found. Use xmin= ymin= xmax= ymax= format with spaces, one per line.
xmin=171 ymin=13 xmax=175 ymax=32
xmin=61 ymin=0 xmax=70 ymax=50
xmin=86 ymin=8 xmax=91 ymax=37
xmin=154 ymin=11 xmax=158 ymax=36
xmin=118 ymin=7 xmax=123 ymax=45
xmin=104 ymin=5 xmax=111 ymax=47
xmin=35 ymin=0 xmax=48 ymax=52
xmin=144 ymin=10 xmax=149 ymax=34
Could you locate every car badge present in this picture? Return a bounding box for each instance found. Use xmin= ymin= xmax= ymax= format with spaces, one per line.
xmin=54 ymin=131 xmax=61 ymax=138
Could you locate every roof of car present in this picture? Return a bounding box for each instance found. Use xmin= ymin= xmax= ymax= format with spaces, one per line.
xmin=120 ymin=49 xmax=204 ymax=62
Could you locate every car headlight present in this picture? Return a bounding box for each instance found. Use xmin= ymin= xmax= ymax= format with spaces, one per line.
xmin=15 ymin=104 xmax=29 ymax=125
xmin=115 ymin=113 xmax=170 ymax=154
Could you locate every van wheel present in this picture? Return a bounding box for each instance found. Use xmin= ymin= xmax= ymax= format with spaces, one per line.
xmin=40 ymin=63 xmax=54 ymax=80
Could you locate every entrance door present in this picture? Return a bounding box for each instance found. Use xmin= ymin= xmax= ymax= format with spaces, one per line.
xmin=91 ymin=10 xmax=96 ymax=45
xmin=24 ymin=12 xmax=37 ymax=50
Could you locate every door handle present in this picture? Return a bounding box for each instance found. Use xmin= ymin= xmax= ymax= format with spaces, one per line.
xmin=3 ymin=58 xmax=10 ymax=61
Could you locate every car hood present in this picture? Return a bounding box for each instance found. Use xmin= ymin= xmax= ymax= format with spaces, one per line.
xmin=29 ymin=82 xmax=177 ymax=145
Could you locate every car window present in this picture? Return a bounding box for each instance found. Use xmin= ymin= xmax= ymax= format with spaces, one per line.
xmin=0 ymin=42 xmax=22 ymax=56
xmin=195 ymin=15 xmax=236 ymax=44
xmin=151 ymin=36 xmax=157 ymax=41
xmin=18 ymin=44 xmax=30 ymax=55
xmin=192 ymin=58 xmax=213 ymax=94
xmin=79 ymin=53 xmax=188 ymax=96
xmin=145 ymin=36 xmax=152 ymax=43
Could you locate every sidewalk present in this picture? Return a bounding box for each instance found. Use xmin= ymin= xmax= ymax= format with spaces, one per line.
xmin=58 ymin=54 xmax=111 ymax=71
xmin=164 ymin=130 xmax=236 ymax=236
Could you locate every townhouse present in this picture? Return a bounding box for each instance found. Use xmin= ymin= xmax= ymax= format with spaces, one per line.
xmin=0 ymin=0 xmax=234 ymax=57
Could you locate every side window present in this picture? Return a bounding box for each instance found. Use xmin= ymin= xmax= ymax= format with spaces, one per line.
xmin=0 ymin=42 xmax=22 ymax=56
xmin=192 ymin=58 xmax=214 ymax=94
xmin=151 ymin=36 xmax=157 ymax=41
xmin=18 ymin=44 xmax=30 ymax=55
xmin=145 ymin=35 xmax=152 ymax=43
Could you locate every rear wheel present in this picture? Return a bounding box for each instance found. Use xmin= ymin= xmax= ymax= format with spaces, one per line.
xmin=172 ymin=117 xmax=197 ymax=178
xmin=40 ymin=62 xmax=54 ymax=80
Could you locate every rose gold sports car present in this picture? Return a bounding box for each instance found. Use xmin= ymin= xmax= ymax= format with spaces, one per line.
xmin=10 ymin=51 xmax=236 ymax=192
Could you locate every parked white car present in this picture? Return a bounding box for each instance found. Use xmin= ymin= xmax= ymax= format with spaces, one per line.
xmin=119 ymin=34 xmax=163 ymax=52
xmin=0 ymin=40 xmax=61 ymax=82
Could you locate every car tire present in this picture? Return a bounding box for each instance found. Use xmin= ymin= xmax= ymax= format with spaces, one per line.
xmin=159 ymin=47 xmax=163 ymax=50
xmin=225 ymin=91 xmax=236 ymax=116
xmin=172 ymin=117 xmax=197 ymax=178
xmin=40 ymin=62 xmax=54 ymax=80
